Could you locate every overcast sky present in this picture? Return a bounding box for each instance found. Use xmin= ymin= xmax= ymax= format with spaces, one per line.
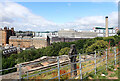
xmin=0 ymin=1 xmax=119 ymax=31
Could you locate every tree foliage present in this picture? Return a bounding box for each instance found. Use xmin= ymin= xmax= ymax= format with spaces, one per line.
xmin=103 ymin=36 xmax=116 ymax=46
xmin=117 ymin=30 xmax=120 ymax=35
xmin=59 ymin=47 xmax=70 ymax=56
xmin=2 ymin=35 xmax=120 ymax=74
xmin=86 ymin=40 xmax=108 ymax=53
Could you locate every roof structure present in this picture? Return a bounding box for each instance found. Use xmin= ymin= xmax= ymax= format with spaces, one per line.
xmin=95 ymin=27 xmax=114 ymax=30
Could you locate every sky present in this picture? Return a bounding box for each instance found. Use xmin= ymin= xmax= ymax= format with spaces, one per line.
xmin=0 ymin=1 xmax=119 ymax=31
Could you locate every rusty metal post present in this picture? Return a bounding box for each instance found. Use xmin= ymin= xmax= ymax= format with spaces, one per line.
xmin=68 ymin=44 xmax=77 ymax=78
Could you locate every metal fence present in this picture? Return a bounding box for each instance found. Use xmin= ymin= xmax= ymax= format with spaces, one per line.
xmin=1 ymin=47 xmax=120 ymax=80
xmin=19 ymin=47 xmax=119 ymax=80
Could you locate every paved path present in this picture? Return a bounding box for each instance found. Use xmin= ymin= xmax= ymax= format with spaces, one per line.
xmin=1 ymin=72 xmax=19 ymax=80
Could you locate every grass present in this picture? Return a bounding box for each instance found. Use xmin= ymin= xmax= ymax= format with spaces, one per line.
xmin=109 ymin=73 xmax=116 ymax=77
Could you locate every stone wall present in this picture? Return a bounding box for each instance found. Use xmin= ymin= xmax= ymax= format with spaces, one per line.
xmin=9 ymin=36 xmax=32 ymax=48
xmin=33 ymin=36 xmax=50 ymax=49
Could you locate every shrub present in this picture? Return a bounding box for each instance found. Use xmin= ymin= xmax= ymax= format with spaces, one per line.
xmin=102 ymin=71 xmax=108 ymax=76
xmin=86 ymin=40 xmax=108 ymax=53
xmin=59 ymin=47 xmax=70 ymax=56
xmin=117 ymin=30 xmax=120 ymax=36
xmin=108 ymin=66 xmax=114 ymax=71
xmin=103 ymin=36 xmax=116 ymax=46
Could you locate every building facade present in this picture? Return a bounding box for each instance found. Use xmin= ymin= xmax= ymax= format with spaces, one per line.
xmin=51 ymin=29 xmax=98 ymax=43
xmin=0 ymin=27 xmax=15 ymax=46
xmin=33 ymin=31 xmax=58 ymax=38
xmin=9 ymin=36 xmax=32 ymax=48
xmin=93 ymin=27 xmax=118 ymax=37
xmin=33 ymin=36 xmax=50 ymax=49
xmin=51 ymin=37 xmax=90 ymax=43
xmin=58 ymin=29 xmax=98 ymax=38
xmin=9 ymin=36 xmax=50 ymax=49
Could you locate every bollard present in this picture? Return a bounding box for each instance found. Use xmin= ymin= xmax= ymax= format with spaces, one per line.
xmin=79 ymin=53 xmax=82 ymax=79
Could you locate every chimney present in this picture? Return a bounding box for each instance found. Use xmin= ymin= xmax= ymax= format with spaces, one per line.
xmin=4 ymin=27 xmax=7 ymax=31
xmin=11 ymin=27 xmax=15 ymax=36
xmin=105 ymin=16 xmax=108 ymax=37
xmin=11 ymin=27 xmax=14 ymax=32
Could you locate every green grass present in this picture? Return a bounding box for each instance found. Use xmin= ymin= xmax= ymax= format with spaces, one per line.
xmin=109 ymin=73 xmax=116 ymax=77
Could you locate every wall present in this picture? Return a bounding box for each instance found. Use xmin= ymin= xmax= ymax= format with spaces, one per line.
xmin=9 ymin=36 xmax=32 ymax=48
xmin=33 ymin=36 xmax=50 ymax=49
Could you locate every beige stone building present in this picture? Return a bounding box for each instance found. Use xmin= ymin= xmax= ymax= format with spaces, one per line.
xmin=33 ymin=36 xmax=50 ymax=49
xmin=9 ymin=36 xmax=32 ymax=48
xmin=9 ymin=36 xmax=50 ymax=49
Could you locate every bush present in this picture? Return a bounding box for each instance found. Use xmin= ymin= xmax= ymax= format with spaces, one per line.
xmin=83 ymin=39 xmax=96 ymax=53
xmin=86 ymin=40 xmax=108 ymax=53
xmin=103 ymin=36 xmax=116 ymax=46
xmin=117 ymin=30 xmax=120 ymax=36
xmin=59 ymin=47 xmax=70 ymax=56
xmin=113 ymin=35 xmax=120 ymax=45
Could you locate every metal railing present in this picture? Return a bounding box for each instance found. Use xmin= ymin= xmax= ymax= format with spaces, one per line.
xmin=18 ymin=47 xmax=119 ymax=80
xmin=1 ymin=47 xmax=119 ymax=80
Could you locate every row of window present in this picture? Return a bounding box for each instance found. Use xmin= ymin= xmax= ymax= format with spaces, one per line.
xmin=95 ymin=30 xmax=116 ymax=33
xmin=3 ymin=48 xmax=17 ymax=55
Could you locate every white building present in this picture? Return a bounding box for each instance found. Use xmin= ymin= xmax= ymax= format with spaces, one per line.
xmin=93 ymin=27 xmax=118 ymax=37
xmin=33 ymin=31 xmax=58 ymax=38
xmin=58 ymin=29 xmax=98 ymax=38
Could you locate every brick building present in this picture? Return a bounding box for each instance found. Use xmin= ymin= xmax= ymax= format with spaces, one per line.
xmin=9 ymin=36 xmax=32 ymax=48
xmin=0 ymin=27 xmax=15 ymax=46
xmin=9 ymin=36 xmax=50 ymax=49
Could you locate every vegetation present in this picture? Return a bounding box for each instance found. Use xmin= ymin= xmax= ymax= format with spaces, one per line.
xmin=1 ymin=35 xmax=120 ymax=74
xmin=117 ymin=30 xmax=120 ymax=35
xmin=86 ymin=40 xmax=108 ymax=53
xmin=23 ymin=48 xmax=119 ymax=80
xmin=103 ymin=36 xmax=116 ymax=46
xmin=59 ymin=47 xmax=70 ymax=55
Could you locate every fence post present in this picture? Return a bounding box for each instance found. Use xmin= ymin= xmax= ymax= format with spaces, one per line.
xmin=98 ymin=51 xmax=99 ymax=56
xmin=114 ymin=47 xmax=116 ymax=66
xmin=94 ymin=51 xmax=96 ymax=75
xmin=79 ymin=53 xmax=82 ymax=79
xmin=19 ymin=64 xmax=22 ymax=80
xmin=27 ymin=71 xmax=29 ymax=79
xmin=57 ymin=56 xmax=60 ymax=81
xmin=106 ymin=49 xmax=108 ymax=71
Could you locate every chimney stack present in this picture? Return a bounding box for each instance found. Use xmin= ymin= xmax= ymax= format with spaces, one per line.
xmin=105 ymin=16 xmax=108 ymax=37
xmin=4 ymin=27 xmax=7 ymax=31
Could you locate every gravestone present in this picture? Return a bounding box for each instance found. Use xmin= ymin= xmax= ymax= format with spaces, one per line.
xmin=68 ymin=44 xmax=77 ymax=77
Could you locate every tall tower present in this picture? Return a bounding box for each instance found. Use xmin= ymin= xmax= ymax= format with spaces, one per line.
xmin=105 ymin=16 xmax=109 ymax=37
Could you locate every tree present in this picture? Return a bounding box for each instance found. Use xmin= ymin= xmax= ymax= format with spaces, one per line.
xmin=117 ymin=30 xmax=120 ymax=36
xmin=113 ymin=35 xmax=120 ymax=45
xmin=83 ymin=39 xmax=96 ymax=53
xmin=59 ymin=47 xmax=70 ymax=56
xmin=86 ymin=40 xmax=108 ymax=53
xmin=75 ymin=39 xmax=87 ymax=53
xmin=103 ymin=36 xmax=116 ymax=46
